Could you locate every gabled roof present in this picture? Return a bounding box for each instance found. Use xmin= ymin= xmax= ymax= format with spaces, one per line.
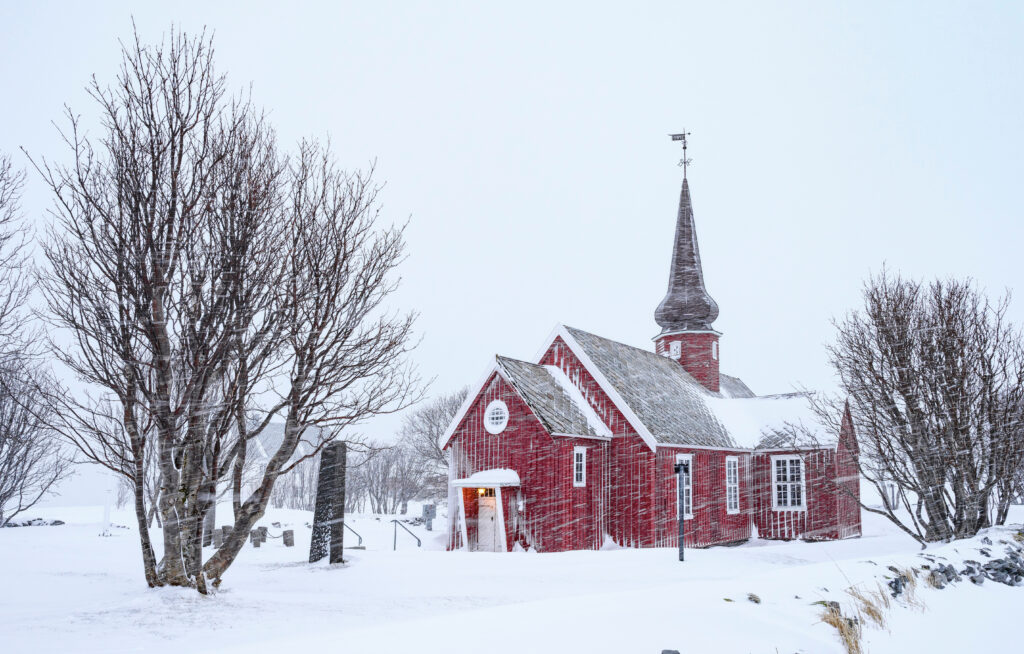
xmin=549 ymin=325 xmax=836 ymax=452
xmin=438 ymin=355 xmax=612 ymax=450
xmin=441 ymin=324 xmax=838 ymax=453
xmin=562 ymin=325 xmax=735 ymax=448
xmin=495 ymin=356 xmax=611 ymax=439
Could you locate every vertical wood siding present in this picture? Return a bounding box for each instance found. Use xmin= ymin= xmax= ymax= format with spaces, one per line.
xmin=446 ymin=338 xmax=862 ymax=552
xmin=446 ymin=373 xmax=606 ymax=552
xmin=752 ymin=449 xmax=849 ymax=541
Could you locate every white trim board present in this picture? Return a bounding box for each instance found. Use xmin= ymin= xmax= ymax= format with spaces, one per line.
xmin=533 ymin=323 xmax=660 ymax=452
xmin=437 ymin=356 xmax=618 ymax=451
xmin=438 ymin=360 xmax=500 ymax=451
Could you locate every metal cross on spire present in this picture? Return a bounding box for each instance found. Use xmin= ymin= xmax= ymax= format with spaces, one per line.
xmin=670 ymin=131 xmax=692 ymax=178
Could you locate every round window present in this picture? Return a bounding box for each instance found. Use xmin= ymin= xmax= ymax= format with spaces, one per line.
xmin=484 ymin=399 xmax=509 ymax=434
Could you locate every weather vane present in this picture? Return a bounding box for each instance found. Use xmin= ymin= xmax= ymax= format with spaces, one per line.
xmin=670 ymin=131 xmax=692 ymax=178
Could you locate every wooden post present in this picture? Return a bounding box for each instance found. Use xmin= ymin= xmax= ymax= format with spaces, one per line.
xmin=283 ymin=530 xmax=294 ymax=547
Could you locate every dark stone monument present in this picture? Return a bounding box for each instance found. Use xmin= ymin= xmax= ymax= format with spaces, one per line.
xmin=251 ymin=530 xmax=261 ymax=548
xmin=283 ymin=529 xmax=295 ymax=547
xmin=257 ymin=526 xmax=268 ymax=543
xmin=309 ymin=441 xmax=347 ymax=564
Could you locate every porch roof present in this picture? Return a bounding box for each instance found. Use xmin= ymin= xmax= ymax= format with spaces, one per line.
xmin=453 ymin=469 xmax=521 ymax=488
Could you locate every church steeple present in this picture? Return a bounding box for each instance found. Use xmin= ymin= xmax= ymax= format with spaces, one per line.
xmin=654 ymin=149 xmax=719 ymax=333
xmin=653 ymin=133 xmax=721 ymax=392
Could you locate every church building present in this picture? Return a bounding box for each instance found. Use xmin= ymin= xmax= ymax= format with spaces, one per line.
xmin=440 ymin=143 xmax=861 ymax=552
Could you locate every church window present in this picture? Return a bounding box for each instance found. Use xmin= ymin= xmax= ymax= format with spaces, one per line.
xmin=725 ymin=456 xmax=740 ymax=514
xmin=771 ymin=456 xmax=805 ymax=510
xmin=483 ymin=400 xmax=509 ymax=434
xmin=573 ymin=446 xmax=587 ymax=487
xmin=712 ymin=341 xmax=718 ymax=361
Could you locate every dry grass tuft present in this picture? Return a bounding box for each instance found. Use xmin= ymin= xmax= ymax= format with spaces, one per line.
xmin=846 ymin=584 xmax=888 ymax=630
xmin=821 ymin=604 xmax=863 ymax=654
xmin=897 ymin=567 xmax=925 ymax=610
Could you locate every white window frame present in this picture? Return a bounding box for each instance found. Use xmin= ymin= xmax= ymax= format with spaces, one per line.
xmin=725 ymin=456 xmax=740 ymax=514
xmin=573 ymin=446 xmax=587 ymax=487
xmin=483 ymin=399 xmax=509 ymax=434
xmin=771 ymin=455 xmax=806 ymax=511
xmin=675 ymin=453 xmax=693 ymax=519
xmin=670 ymin=340 xmax=682 ymax=358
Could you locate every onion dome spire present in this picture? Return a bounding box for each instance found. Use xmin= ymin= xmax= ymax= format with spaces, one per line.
xmin=654 ymin=133 xmax=719 ymax=333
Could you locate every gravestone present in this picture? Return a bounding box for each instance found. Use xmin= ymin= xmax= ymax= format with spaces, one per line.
xmin=422 ymin=503 xmax=437 ymax=531
xmin=309 ymin=441 xmax=347 ymax=564
xmin=251 ymin=530 xmax=261 ymax=548
xmin=283 ymin=530 xmax=295 ymax=547
xmin=257 ymin=526 xmax=268 ymax=543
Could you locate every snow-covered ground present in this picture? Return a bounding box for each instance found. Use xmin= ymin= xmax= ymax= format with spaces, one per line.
xmin=1 ymin=503 xmax=1021 ymax=653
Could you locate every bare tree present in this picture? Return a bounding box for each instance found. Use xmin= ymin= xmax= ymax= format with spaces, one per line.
xmin=0 ymin=154 xmax=69 ymax=527
xmin=360 ymin=443 xmax=429 ymax=514
xmin=810 ymin=271 xmax=1024 ymax=543
xmin=397 ymin=387 xmax=467 ymax=500
xmin=34 ymin=28 xmax=419 ymax=592
xmin=0 ymin=362 xmax=70 ymax=526
xmin=203 ymin=139 xmax=421 ymax=583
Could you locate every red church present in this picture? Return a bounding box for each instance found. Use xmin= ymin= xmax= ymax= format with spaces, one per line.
xmin=440 ymin=150 xmax=861 ymax=553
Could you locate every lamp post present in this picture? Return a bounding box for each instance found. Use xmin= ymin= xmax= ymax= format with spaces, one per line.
xmin=674 ymin=461 xmax=686 ymax=562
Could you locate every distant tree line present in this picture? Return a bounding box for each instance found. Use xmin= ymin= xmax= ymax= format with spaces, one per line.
xmin=269 ymin=387 xmax=467 ymax=515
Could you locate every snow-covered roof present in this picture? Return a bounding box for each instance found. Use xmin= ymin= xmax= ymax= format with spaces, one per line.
xmin=496 ymin=356 xmax=611 ymax=438
xmin=440 ymin=324 xmax=838 ymax=453
xmin=704 ymin=392 xmax=834 ymax=449
xmin=719 ymin=374 xmax=756 ymax=399
xmin=552 ymin=325 xmax=836 ymax=451
xmin=453 ymin=469 xmax=521 ymax=487
xmin=562 ymin=325 xmax=735 ymax=448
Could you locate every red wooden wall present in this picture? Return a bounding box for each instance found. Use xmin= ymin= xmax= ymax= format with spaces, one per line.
xmin=653 ymin=448 xmax=752 ymax=547
xmin=835 ymin=407 xmax=862 ymax=539
xmin=447 ymin=336 xmax=862 ymax=552
xmin=446 ymin=373 xmax=606 ymax=552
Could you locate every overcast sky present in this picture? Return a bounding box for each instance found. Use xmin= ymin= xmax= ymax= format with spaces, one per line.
xmin=3 ymin=2 xmax=1023 ymax=504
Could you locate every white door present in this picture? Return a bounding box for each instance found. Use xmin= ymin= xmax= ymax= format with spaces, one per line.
xmin=478 ymin=496 xmax=497 ymax=551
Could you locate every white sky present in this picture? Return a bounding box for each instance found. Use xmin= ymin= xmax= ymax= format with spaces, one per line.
xmin=3 ymin=2 xmax=1023 ymax=503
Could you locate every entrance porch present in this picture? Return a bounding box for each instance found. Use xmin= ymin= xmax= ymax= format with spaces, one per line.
xmin=453 ymin=469 xmax=520 ymax=552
